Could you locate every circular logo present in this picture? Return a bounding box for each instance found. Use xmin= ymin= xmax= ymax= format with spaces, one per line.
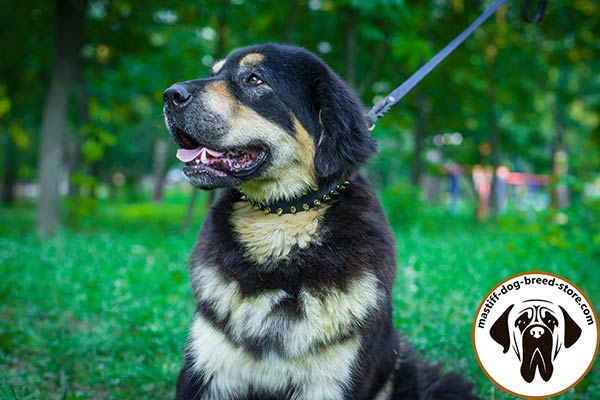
xmin=472 ymin=271 xmax=599 ymax=398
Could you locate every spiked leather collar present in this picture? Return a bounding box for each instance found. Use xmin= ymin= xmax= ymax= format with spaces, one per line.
xmin=234 ymin=180 xmax=351 ymax=215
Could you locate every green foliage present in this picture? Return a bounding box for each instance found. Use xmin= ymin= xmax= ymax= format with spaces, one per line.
xmin=380 ymin=180 xmax=422 ymax=225
xmin=64 ymin=173 xmax=98 ymax=220
xmin=1 ymin=0 xmax=599 ymax=208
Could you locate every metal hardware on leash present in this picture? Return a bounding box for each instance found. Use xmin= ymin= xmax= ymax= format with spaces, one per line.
xmin=366 ymin=0 xmax=548 ymax=131
xmin=522 ymin=0 xmax=548 ymax=23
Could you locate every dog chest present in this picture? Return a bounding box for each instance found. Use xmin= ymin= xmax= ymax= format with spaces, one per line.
xmin=191 ymin=263 xmax=381 ymax=355
xmin=188 ymin=316 xmax=361 ymax=399
xmin=187 ymin=263 xmax=382 ymax=398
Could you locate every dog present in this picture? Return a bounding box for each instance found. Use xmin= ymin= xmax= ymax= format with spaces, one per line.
xmin=490 ymin=300 xmax=582 ymax=383
xmin=163 ymin=43 xmax=478 ymax=400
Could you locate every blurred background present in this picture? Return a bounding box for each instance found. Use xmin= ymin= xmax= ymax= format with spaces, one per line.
xmin=1 ymin=0 xmax=598 ymax=399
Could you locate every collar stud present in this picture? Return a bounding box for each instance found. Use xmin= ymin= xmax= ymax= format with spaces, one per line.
xmin=237 ymin=180 xmax=351 ymax=216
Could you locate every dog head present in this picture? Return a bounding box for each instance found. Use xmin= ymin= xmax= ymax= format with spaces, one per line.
xmin=490 ymin=300 xmax=582 ymax=383
xmin=163 ymin=43 xmax=377 ymax=202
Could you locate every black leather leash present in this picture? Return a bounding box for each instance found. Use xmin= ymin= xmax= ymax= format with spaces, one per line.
xmin=366 ymin=0 xmax=548 ymax=130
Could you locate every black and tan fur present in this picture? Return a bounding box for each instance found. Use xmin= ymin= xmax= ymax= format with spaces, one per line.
xmin=163 ymin=43 xmax=478 ymax=400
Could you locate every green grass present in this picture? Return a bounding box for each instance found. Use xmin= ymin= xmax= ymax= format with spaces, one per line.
xmin=1 ymin=190 xmax=598 ymax=399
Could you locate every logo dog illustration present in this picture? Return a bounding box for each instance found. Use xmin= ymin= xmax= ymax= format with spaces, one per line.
xmin=490 ymin=299 xmax=582 ymax=383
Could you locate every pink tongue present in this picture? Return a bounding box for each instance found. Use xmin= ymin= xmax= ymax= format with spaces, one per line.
xmin=176 ymin=147 xmax=224 ymax=162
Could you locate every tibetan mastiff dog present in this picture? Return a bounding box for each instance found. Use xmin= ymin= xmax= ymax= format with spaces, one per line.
xmin=163 ymin=43 xmax=478 ymax=400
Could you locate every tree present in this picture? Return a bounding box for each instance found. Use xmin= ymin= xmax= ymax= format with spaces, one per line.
xmin=37 ymin=0 xmax=88 ymax=236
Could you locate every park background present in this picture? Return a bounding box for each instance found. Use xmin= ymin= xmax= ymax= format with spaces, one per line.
xmin=1 ymin=0 xmax=599 ymax=398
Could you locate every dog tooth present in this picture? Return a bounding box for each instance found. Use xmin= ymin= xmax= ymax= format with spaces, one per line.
xmin=200 ymin=150 xmax=209 ymax=164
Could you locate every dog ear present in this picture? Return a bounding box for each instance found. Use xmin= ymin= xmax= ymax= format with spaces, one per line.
xmin=490 ymin=304 xmax=514 ymax=353
xmin=559 ymin=306 xmax=582 ymax=348
xmin=311 ymin=70 xmax=377 ymax=178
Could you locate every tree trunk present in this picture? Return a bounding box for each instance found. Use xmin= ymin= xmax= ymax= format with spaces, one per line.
xmin=488 ymin=78 xmax=500 ymax=220
xmin=410 ymin=93 xmax=429 ymax=186
xmin=551 ymin=99 xmax=570 ymax=208
xmin=182 ymin=189 xmax=200 ymax=233
xmin=36 ymin=0 xmax=88 ymax=237
xmin=344 ymin=7 xmax=357 ymax=87
xmin=67 ymin=56 xmax=89 ymax=198
xmin=65 ymin=133 xmax=81 ymax=197
xmin=152 ymin=139 xmax=169 ymax=202
xmin=1 ymin=134 xmax=17 ymax=204
xmin=484 ymin=38 xmax=500 ymax=221
xmin=488 ymin=122 xmax=501 ymax=220
xmin=283 ymin=0 xmax=297 ymax=43
xmin=357 ymin=39 xmax=389 ymax=96
xmin=215 ymin=0 xmax=229 ymax=59
xmin=410 ymin=123 xmax=423 ymax=187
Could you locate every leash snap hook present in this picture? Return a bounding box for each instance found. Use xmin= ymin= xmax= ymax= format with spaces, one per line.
xmin=367 ymin=95 xmax=396 ymax=131
xmin=521 ymin=0 xmax=548 ymax=23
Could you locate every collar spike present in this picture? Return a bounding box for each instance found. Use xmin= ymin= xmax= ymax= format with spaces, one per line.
xmin=236 ymin=180 xmax=350 ymax=215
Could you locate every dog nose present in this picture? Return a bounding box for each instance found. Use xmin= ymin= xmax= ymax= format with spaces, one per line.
xmin=530 ymin=326 xmax=544 ymax=339
xmin=163 ymin=84 xmax=192 ymax=108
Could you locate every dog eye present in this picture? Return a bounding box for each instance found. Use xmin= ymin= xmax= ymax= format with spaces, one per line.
xmin=246 ymin=73 xmax=264 ymax=86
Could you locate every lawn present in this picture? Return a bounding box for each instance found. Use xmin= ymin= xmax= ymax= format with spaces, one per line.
xmin=1 ymin=188 xmax=598 ymax=399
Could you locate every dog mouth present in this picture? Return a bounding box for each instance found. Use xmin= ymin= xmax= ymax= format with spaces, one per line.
xmin=178 ymin=146 xmax=267 ymax=178
xmin=171 ymin=127 xmax=268 ymax=180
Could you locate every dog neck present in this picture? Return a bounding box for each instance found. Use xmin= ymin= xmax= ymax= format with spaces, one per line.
xmin=234 ymin=180 xmax=350 ymax=215
xmin=229 ymin=198 xmax=330 ymax=265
